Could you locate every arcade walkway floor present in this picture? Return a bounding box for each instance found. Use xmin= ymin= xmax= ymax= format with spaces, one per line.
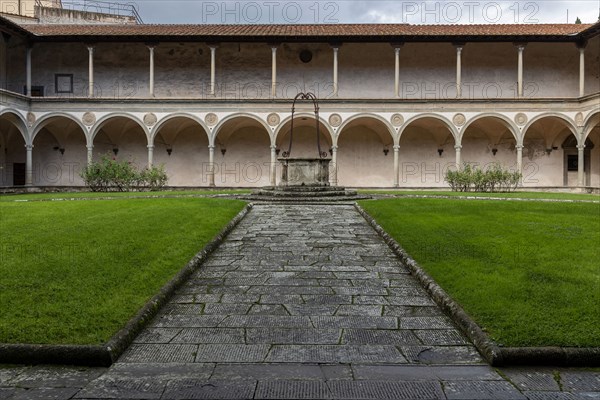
xmin=1 ymin=205 xmax=599 ymax=399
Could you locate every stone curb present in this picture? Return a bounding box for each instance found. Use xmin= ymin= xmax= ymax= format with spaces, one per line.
xmin=354 ymin=202 xmax=600 ymax=367
xmin=0 ymin=203 xmax=253 ymax=367
xmin=367 ymin=193 xmax=599 ymax=204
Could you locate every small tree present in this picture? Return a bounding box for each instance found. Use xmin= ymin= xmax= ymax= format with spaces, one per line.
xmin=81 ymin=154 xmax=168 ymax=192
xmin=575 ymin=17 xmax=582 ymax=24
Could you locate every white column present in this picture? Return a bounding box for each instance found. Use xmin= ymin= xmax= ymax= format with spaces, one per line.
xmin=393 ymin=145 xmax=400 ymax=187
xmin=577 ymin=144 xmax=585 ymax=186
xmin=516 ymin=44 xmax=526 ymax=98
xmin=330 ymin=146 xmax=338 ymax=186
xmin=271 ymin=46 xmax=277 ymax=98
xmin=270 ymin=145 xmax=277 ymax=186
xmin=147 ymin=145 xmax=154 ymax=168
xmin=332 ymin=47 xmax=339 ymax=97
xmin=455 ymin=145 xmax=462 ymax=169
xmin=87 ymin=46 xmax=94 ymax=97
xmin=87 ymin=145 xmax=93 ymax=165
xmin=209 ymin=45 xmax=217 ymax=96
xmin=208 ymin=145 xmax=216 ymax=187
xmin=455 ymin=45 xmax=463 ymax=98
xmin=579 ymin=46 xmax=585 ymax=97
xmin=394 ymin=46 xmax=401 ymax=98
xmin=148 ymin=46 xmax=155 ymax=97
xmin=26 ymin=46 xmax=32 ymax=96
xmin=516 ymin=145 xmax=523 ymax=184
xmin=25 ymin=144 xmax=33 ymax=186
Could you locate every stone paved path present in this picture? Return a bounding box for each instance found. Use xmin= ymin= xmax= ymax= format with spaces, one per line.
xmin=1 ymin=204 xmax=599 ymax=399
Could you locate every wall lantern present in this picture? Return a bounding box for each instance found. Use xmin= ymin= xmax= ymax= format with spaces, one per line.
xmin=166 ymin=146 xmax=173 ymax=156
xmin=492 ymin=148 xmax=498 ymax=156
xmin=275 ymin=148 xmax=280 ymax=156
xmin=53 ymin=146 xmax=65 ymax=155
xmin=221 ymin=148 xmax=226 ymax=156
xmin=438 ymin=148 xmax=444 ymax=157
xmin=383 ymin=148 xmax=389 ymax=156
xmin=112 ymin=148 xmax=119 ymax=156
xmin=545 ymin=148 xmax=552 ymax=156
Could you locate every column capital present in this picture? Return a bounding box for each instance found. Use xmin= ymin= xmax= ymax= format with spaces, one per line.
xmin=86 ymin=44 xmax=95 ymax=52
xmin=516 ymin=145 xmax=524 ymax=150
xmin=207 ymin=42 xmax=220 ymax=49
xmin=267 ymin=42 xmax=280 ymax=49
xmin=576 ymin=40 xmax=587 ymax=50
xmin=147 ymin=145 xmax=155 ymax=150
xmin=577 ymin=144 xmax=586 ymax=150
xmin=270 ymin=145 xmax=278 ymax=150
xmin=330 ymin=42 xmax=342 ymax=50
xmin=453 ymin=42 xmax=466 ymax=50
xmin=330 ymin=145 xmax=338 ymax=151
xmin=393 ymin=145 xmax=400 ymax=150
xmin=208 ymin=145 xmax=216 ymax=150
xmin=514 ymin=42 xmax=528 ymax=51
xmin=454 ymin=145 xmax=462 ymax=150
xmin=87 ymin=145 xmax=94 ymax=150
xmin=390 ymin=42 xmax=404 ymax=49
xmin=25 ymin=144 xmax=34 ymax=150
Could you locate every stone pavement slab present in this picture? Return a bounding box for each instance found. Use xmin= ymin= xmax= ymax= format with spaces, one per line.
xmin=1 ymin=204 xmax=599 ymax=399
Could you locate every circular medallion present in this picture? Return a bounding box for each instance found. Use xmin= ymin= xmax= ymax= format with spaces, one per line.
xmin=515 ymin=113 xmax=528 ymax=126
xmin=453 ymin=113 xmax=466 ymax=127
xmin=26 ymin=112 xmax=36 ymax=127
xmin=391 ymin=113 xmax=404 ymax=127
xmin=575 ymin=112 xmax=584 ymax=127
xmin=329 ymin=114 xmax=342 ymax=127
xmin=143 ymin=113 xmax=157 ymax=127
xmin=82 ymin=112 xmax=96 ymax=126
xmin=205 ymin=113 xmax=218 ymax=126
xmin=267 ymin=113 xmax=280 ymax=127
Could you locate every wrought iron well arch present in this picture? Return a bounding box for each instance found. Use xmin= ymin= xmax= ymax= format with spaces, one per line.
xmin=282 ymin=92 xmax=328 ymax=159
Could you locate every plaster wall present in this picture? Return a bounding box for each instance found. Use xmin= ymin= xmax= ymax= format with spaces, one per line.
xmin=153 ymin=127 xmax=210 ymax=186
xmin=32 ymin=128 xmax=87 ymax=185
xmin=9 ymin=40 xmax=595 ymax=100
xmin=337 ymin=126 xmax=395 ymax=187
xmin=0 ymin=128 xmax=25 ymax=186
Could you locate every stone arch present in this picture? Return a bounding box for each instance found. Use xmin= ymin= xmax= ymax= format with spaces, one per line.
xmin=0 ymin=109 xmax=28 ymax=143
xmin=460 ymin=114 xmax=519 ymax=170
xmin=461 ymin=113 xmax=519 ymax=143
xmin=398 ymin=114 xmax=458 ymax=188
xmin=30 ymin=113 xmax=88 ymax=186
xmin=583 ymin=111 xmax=599 ymax=142
xmin=0 ymin=110 xmax=28 ymax=186
xmin=212 ymin=114 xmax=272 ymax=187
xmin=337 ymin=113 xmax=396 ymax=145
xmin=522 ymin=113 xmax=577 ymax=142
xmin=152 ymin=113 xmax=210 ymax=143
xmin=522 ymin=114 xmax=579 ymax=187
xmin=90 ymin=113 xmax=150 ymax=169
xmin=399 ymin=113 xmax=459 ymax=143
xmin=90 ymin=113 xmax=150 ymax=144
xmin=336 ymin=114 xmax=396 ymax=187
xmin=212 ymin=113 xmax=271 ymax=146
xmin=151 ymin=114 xmax=211 ymax=187
xmin=273 ymin=113 xmax=335 ymax=149
xmin=31 ymin=112 xmax=88 ymax=143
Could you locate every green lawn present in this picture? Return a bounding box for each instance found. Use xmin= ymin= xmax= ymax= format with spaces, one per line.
xmin=0 ymin=189 xmax=251 ymax=202
xmin=358 ymin=190 xmax=600 ymax=201
xmin=360 ymin=198 xmax=600 ymax=347
xmin=0 ymin=197 xmax=246 ymax=345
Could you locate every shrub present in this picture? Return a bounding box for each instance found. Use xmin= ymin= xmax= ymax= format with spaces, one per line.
xmin=444 ymin=163 xmax=522 ymax=193
xmin=81 ymin=154 xmax=168 ymax=192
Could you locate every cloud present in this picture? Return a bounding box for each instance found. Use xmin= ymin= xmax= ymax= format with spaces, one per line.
xmin=135 ymin=0 xmax=600 ymax=24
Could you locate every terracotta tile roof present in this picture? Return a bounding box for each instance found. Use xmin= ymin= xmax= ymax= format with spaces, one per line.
xmin=21 ymin=23 xmax=593 ymax=39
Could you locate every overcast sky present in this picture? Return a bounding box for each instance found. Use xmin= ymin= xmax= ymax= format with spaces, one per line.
xmin=131 ymin=0 xmax=600 ymax=24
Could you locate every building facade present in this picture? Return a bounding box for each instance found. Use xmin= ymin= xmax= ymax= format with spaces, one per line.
xmin=0 ymin=13 xmax=599 ymax=189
